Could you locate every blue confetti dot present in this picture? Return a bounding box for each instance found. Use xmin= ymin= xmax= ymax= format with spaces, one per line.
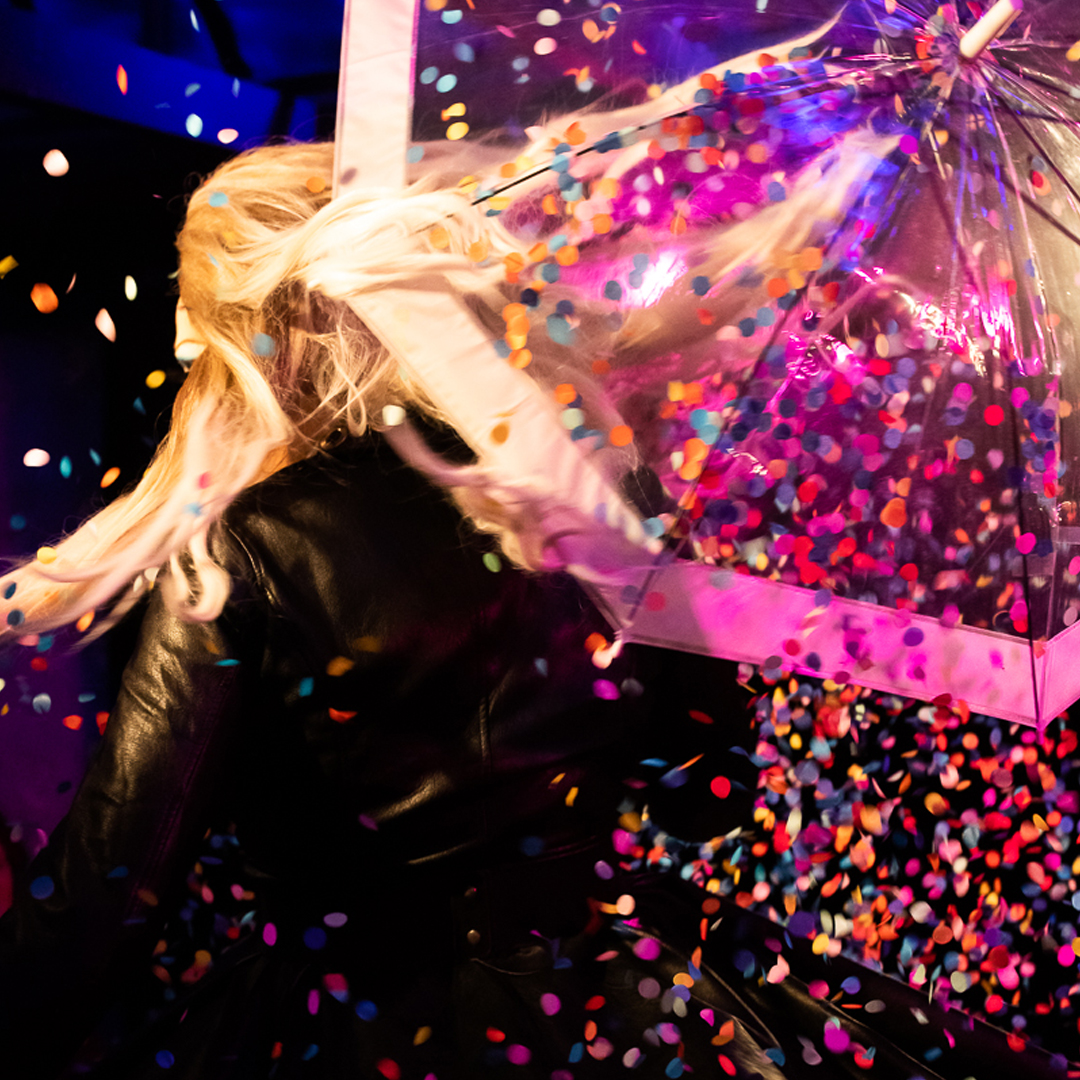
xmin=355 ymin=1000 xmax=378 ymax=1021
xmin=9 ymin=515 xmax=26 ymax=531
xmin=600 ymin=4 xmax=619 ymax=22
xmin=665 ymin=1058 xmax=684 ymax=1078
xmin=303 ymin=927 xmax=327 ymax=950
xmin=420 ymin=66 xmax=439 ymax=84
xmin=903 ymin=627 xmax=924 ymax=647
xmin=691 ymin=275 xmax=710 ymax=296
xmin=155 ymin=1050 xmax=175 ymax=1069
xmin=30 ymin=876 xmax=55 ymax=900
xmin=298 ymin=677 xmax=314 ymax=698
xmin=520 ymin=835 xmax=546 ymax=857
xmin=453 ymin=42 xmax=474 ymax=62
xmin=955 ymin=438 xmax=975 ymax=460
xmin=739 ymin=317 xmax=757 ymax=337
xmin=604 ymin=280 xmax=623 ymax=301
xmin=7 ymin=609 xmax=24 ymax=627
xmin=302 ymin=1045 xmax=319 ymax=1061
xmin=406 ymin=145 xmax=425 ymax=163
xmin=208 ymin=191 xmax=228 ymax=207
xmin=3 ymin=582 xmax=15 ymax=600
xmin=107 ymin=865 xmax=129 ymax=879
xmin=767 ymin=181 xmax=786 ymax=202
xmin=841 ymin=976 xmax=861 ymax=993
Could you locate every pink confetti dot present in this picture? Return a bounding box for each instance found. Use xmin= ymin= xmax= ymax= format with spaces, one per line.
xmin=823 ymin=1023 xmax=850 ymax=1053
xmin=808 ymin=980 xmax=829 ymax=999
xmin=899 ymin=133 xmax=919 ymax=155
xmin=506 ymin=1045 xmax=531 ymax=1065
xmin=644 ymin=590 xmax=666 ymax=611
xmin=1057 ymin=944 xmax=1076 ymax=966
xmin=1016 ymin=533 xmax=1036 ymax=555
xmin=1011 ymin=387 xmax=1029 ymax=408
xmin=262 ymin=922 xmax=277 ymax=946
xmin=540 ymin=993 xmax=561 ymax=1016
xmin=633 ymin=937 xmax=661 ymax=961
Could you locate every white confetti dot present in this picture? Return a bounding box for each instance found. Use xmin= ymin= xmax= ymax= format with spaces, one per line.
xmin=534 ymin=37 xmax=557 ymax=55
xmin=537 ymin=8 xmax=561 ymax=25
xmin=95 ymin=308 xmax=117 ymax=342
xmin=42 ymin=150 xmax=69 ymax=177
xmin=24 ymin=449 xmax=50 ymax=468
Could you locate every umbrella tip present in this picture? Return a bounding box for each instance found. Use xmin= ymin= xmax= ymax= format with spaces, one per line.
xmin=959 ymin=0 xmax=1023 ymax=62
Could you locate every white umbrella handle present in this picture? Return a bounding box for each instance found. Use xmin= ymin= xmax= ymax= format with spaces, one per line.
xmin=959 ymin=0 xmax=1023 ymax=61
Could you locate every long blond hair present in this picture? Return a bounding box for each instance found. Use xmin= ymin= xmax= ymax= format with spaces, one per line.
xmin=0 ymin=110 xmax=890 ymax=640
xmin=0 ymin=143 xmax=556 ymax=637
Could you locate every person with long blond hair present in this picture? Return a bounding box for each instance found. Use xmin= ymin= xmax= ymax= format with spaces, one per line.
xmin=2 ymin=130 xmax=1070 ymax=1080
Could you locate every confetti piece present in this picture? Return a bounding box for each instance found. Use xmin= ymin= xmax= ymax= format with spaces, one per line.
xmin=31 ymin=284 xmax=59 ymax=313
xmin=95 ymin=309 xmax=117 ymax=341
xmin=116 ymin=64 xmax=128 ymax=94
xmin=0 ymin=255 xmax=17 ymax=278
xmin=101 ymin=466 xmax=121 ymax=488
xmin=23 ymin=449 xmax=50 ymax=467
xmin=42 ymin=149 xmax=69 ymax=177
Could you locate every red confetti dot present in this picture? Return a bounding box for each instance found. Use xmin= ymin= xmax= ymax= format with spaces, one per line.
xmin=783 ymin=638 xmax=800 ymax=656
xmin=62 ymin=714 xmax=82 ymax=730
xmin=899 ymin=563 xmax=919 ymax=581
xmin=984 ymin=404 xmax=1005 ymax=426
xmin=644 ymin=591 xmax=666 ymax=612
xmin=710 ymin=776 xmax=731 ymax=799
xmin=486 ymin=1028 xmax=506 ymax=1043
xmin=718 ymin=1053 xmax=737 ymax=1075
xmin=375 ymin=1060 xmax=401 ymax=1080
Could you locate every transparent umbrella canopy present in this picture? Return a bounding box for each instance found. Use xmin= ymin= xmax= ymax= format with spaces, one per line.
xmin=335 ymin=0 xmax=1080 ymax=726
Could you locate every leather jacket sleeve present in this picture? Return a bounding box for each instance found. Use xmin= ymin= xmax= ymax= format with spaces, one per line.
xmin=0 ymin=568 xmax=263 ymax=1075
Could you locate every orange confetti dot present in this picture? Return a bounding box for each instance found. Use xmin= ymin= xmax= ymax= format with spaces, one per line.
xmin=555 ymin=383 xmax=577 ymax=404
xmin=100 ymin=467 xmax=121 ymax=488
xmin=766 ymin=277 xmax=789 ymax=299
xmin=609 ymin=424 xmax=633 ymax=447
xmin=62 ymin=714 xmax=83 ymax=731
xmin=76 ymin=611 xmax=95 ymax=633
xmin=305 ymin=176 xmax=327 ymax=194
xmin=555 ymin=245 xmax=579 ymax=266
xmin=328 ymin=708 xmax=357 ymax=723
xmin=116 ymin=64 xmax=128 ymax=95
xmin=798 ymin=247 xmax=824 ymax=272
xmin=585 ymin=632 xmax=608 ymax=653
xmin=592 ymin=213 xmax=613 ymax=234
xmin=31 ymin=283 xmax=59 ymax=313
xmin=880 ymin=497 xmax=907 ymax=529
xmin=509 ymin=348 xmax=532 ymax=369
xmin=429 ymin=226 xmax=450 ymax=249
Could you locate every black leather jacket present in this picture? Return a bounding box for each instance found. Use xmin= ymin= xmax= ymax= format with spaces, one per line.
xmin=0 ymin=436 xmax=754 ymax=1076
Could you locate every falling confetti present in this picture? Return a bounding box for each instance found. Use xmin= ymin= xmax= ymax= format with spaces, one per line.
xmin=42 ymin=150 xmax=70 ymax=177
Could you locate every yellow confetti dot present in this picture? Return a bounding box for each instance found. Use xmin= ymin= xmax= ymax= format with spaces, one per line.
xmin=326 ymin=656 xmax=355 ymax=677
xmin=36 ymin=546 xmax=58 ymax=565
xmin=446 ymin=121 xmax=469 ymax=141
xmin=125 ymin=275 xmax=138 ymax=301
xmin=811 ymin=933 xmax=829 ymax=955
xmin=429 ymin=225 xmax=450 ymax=250
xmin=354 ymin=635 xmax=381 ymax=653
xmin=101 ymin=466 xmax=121 ymax=489
xmin=565 ymin=786 xmax=578 ymax=806
xmin=116 ymin=64 xmax=128 ymax=95
xmin=424 ymin=0 xmax=447 ymax=8
xmin=1068 ymin=40 xmax=1080 ymax=63
xmin=305 ymin=176 xmax=327 ymax=194
xmin=875 ymin=333 xmax=890 ymax=358
xmin=414 ymin=1027 xmax=432 ymax=1046
xmin=76 ymin=611 xmax=95 ymax=633
xmin=0 ymin=255 xmax=18 ymax=278
xmin=145 ymin=370 xmax=166 ymax=389
xmin=467 ymin=240 xmax=489 ymax=262
xmin=441 ymin=102 xmax=467 ymax=120
xmin=1033 ymin=814 xmax=1049 ymax=832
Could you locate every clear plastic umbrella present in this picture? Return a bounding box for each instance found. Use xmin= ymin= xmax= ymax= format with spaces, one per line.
xmin=336 ymin=0 xmax=1080 ymax=726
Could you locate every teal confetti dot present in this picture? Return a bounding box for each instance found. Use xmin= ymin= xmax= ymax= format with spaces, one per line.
xmin=59 ymin=456 xmax=72 ymax=478
xmin=90 ymin=448 xmax=101 ymax=465
xmin=208 ymin=191 xmax=228 ymax=207
xmin=252 ymin=333 xmax=275 ymax=357
xmin=9 ymin=515 xmax=26 ymax=531
xmin=435 ymin=74 xmax=458 ymax=93
xmin=184 ymin=82 xmax=200 ymax=97
xmin=406 ymin=145 xmax=425 ymax=163
xmin=420 ymin=66 xmax=439 ymax=84
xmin=185 ymin=114 xmax=204 ymax=138
xmin=215 ymin=658 xmax=240 ymax=667
xmin=3 ymin=582 xmax=16 ymax=600
xmin=298 ymin=677 xmax=314 ymax=697
xmin=133 ymin=398 xmax=146 ymax=415
xmin=441 ymin=8 xmax=463 ymax=22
